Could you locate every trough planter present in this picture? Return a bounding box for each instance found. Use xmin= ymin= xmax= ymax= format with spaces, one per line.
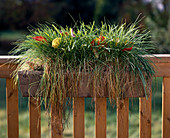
xmin=18 ymin=70 xmax=151 ymax=98
xmin=18 ymin=71 xmax=43 ymax=97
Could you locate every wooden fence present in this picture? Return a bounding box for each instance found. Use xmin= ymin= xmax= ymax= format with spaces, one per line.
xmin=0 ymin=55 xmax=170 ymax=138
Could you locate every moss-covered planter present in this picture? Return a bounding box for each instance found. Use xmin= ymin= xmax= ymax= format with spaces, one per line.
xmin=18 ymin=71 xmax=43 ymax=97
xmin=18 ymin=70 xmax=151 ymax=98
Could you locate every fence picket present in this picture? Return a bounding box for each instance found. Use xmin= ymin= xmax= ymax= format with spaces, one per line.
xmin=162 ymin=77 xmax=170 ymax=138
xmin=117 ymin=98 xmax=129 ymax=138
xmin=2 ymin=55 xmax=170 ymax=138
xmin=95 ymin=98 xmax=107 ymax=138
xmin=73 ymin=98 xmax=85 ymax=138
xmin=51 ymin=104 xmax=63 ymax=138
xmin=139 ymin=91 xmax=152 ymax=138
xmin=29 ymin=97 xmax=41 ymax=138
xmin=6 ymin=78 xmax=19 ymax=138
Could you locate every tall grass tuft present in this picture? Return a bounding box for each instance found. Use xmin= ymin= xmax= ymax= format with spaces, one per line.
xmin=10 ymin=19 xmax=155 ymax=128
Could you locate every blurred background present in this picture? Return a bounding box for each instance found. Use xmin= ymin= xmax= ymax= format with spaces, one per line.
xmin=0 ymin=0 xmax=169 ymax=137
xmin=0 ymin=0 xmax=169 ymax=54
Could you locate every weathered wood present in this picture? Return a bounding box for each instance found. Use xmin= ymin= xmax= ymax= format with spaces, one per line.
xmin=51 ymin=104 xmax=63 ymax=138
xmin=0 ymin=64 xmax=17 ymax=78
xmin=0 ymin=56 xmax=20 ymax=64
xmin=1 ymin=55 xmax=170 ymax=138
xmin=95 ymin=98 xmax=106 ymax=138
xmin=18 ymin=71 xmax=148 ymax=98
xmin=1 ymin=55 xmax=170 ymax=78
xmin=154 ymin=63 xmax=170 ymax=77
xmin=117 ymin=98 xmax=129 ymax=138
xmin=148 ymin=54 xmax=170 ymax=63
xmin=139 ymin=91 xmax=152 ymax=138
xmin=6 ymin=78 xmax=19 ymax=138
xmin=73 ymin=98 xmax=85 ymax=138
xmin=29 ymin=97 xmax=41 ymax=138
xmin=18 ymin=71 xmax=43 ymax=97
xmin=162 ymin=77 xmax=170 ymax=138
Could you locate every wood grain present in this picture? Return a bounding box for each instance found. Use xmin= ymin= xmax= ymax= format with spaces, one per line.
xmin=1 ymin=55 xmax=170 ymax=77
xmin=154 ymin=63 xmax=170 ymax=77
xmin=51 ymin=104 xmax=63 ymax=138
xmin=6 ymin=78 xmax=19 ymax=138
xmin=117 ymin=98 xmax=129 ymax=138
xmin=0 ymin=64 xmax=17 ymax=78
xmin=73 ymin=98 xmax=85 ymax=138
xmin=95 ymin=98 xmax=107 ymax=138
xmin=139 ymin=91 xmax=152 ymax=138
xmin=162 ymin=77 xmax=170 ymax=138
xmin=2 ymin=55 xmax=170 ymax=138
xmin=29 ymin=97 xmax=41 ymax=138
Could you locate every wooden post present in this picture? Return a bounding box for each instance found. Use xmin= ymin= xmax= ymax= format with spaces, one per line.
xmin=117 ymin=98 xmax=129 ymax=138
xmin=95 ymin=98 xmax=107 ymax=138
xmin=73 ymin=98 xmax=85 ymax=138
xmin=139 ymin=91 xmax=152 ymax=138
xmin=51 ymin=104 xmax=63 ymax=138
xmin=29 ymin=97 xmax=41 ymax=138
xmin=6 ymin=78 xmax=19 ymax=138
xmin=162 ymin=77 xmax=170 ymax=138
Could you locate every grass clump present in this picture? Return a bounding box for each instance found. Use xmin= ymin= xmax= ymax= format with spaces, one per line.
xmin=10 ymin=19 xmax=155 ymax=129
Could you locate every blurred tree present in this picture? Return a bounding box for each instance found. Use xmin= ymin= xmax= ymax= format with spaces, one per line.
xmin=142 ymin=0 xmax=170 ymax=53
xmin=0 ymin=0 xmax=54 ymax=30
xmin=146 ymin=18 xmax=170 ymax=53
xmin=117 ymin=0 xmax=170 ymax=53
xmin=0 ymin=0 xmax=123 ymax=30
xmin=51 ymin=0 xmax=96 ymax=26
xmin=94 ymin=0 xmax=123 ymax=24
xmin=0 ymin=0 xmax=169 ymax=53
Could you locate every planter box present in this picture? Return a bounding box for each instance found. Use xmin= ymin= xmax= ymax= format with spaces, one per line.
xmin=18 ymin=70 xmax=151 ymax=98
xmin=18 ymin=71 xmax=43 ymax=97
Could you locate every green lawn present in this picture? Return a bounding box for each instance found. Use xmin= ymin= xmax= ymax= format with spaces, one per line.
xmin=0 ymin=30 xmax=25 ymax=41
xmin=0 ymin=78 xmax=162 ymax=138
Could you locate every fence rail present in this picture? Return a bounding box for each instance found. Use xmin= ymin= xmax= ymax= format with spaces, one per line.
xmin=0 ymin=55 xmax=170 ymax=138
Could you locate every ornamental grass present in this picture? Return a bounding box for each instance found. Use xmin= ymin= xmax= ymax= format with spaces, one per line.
xmin=10 ymin=19 xmax=155 ymax=128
